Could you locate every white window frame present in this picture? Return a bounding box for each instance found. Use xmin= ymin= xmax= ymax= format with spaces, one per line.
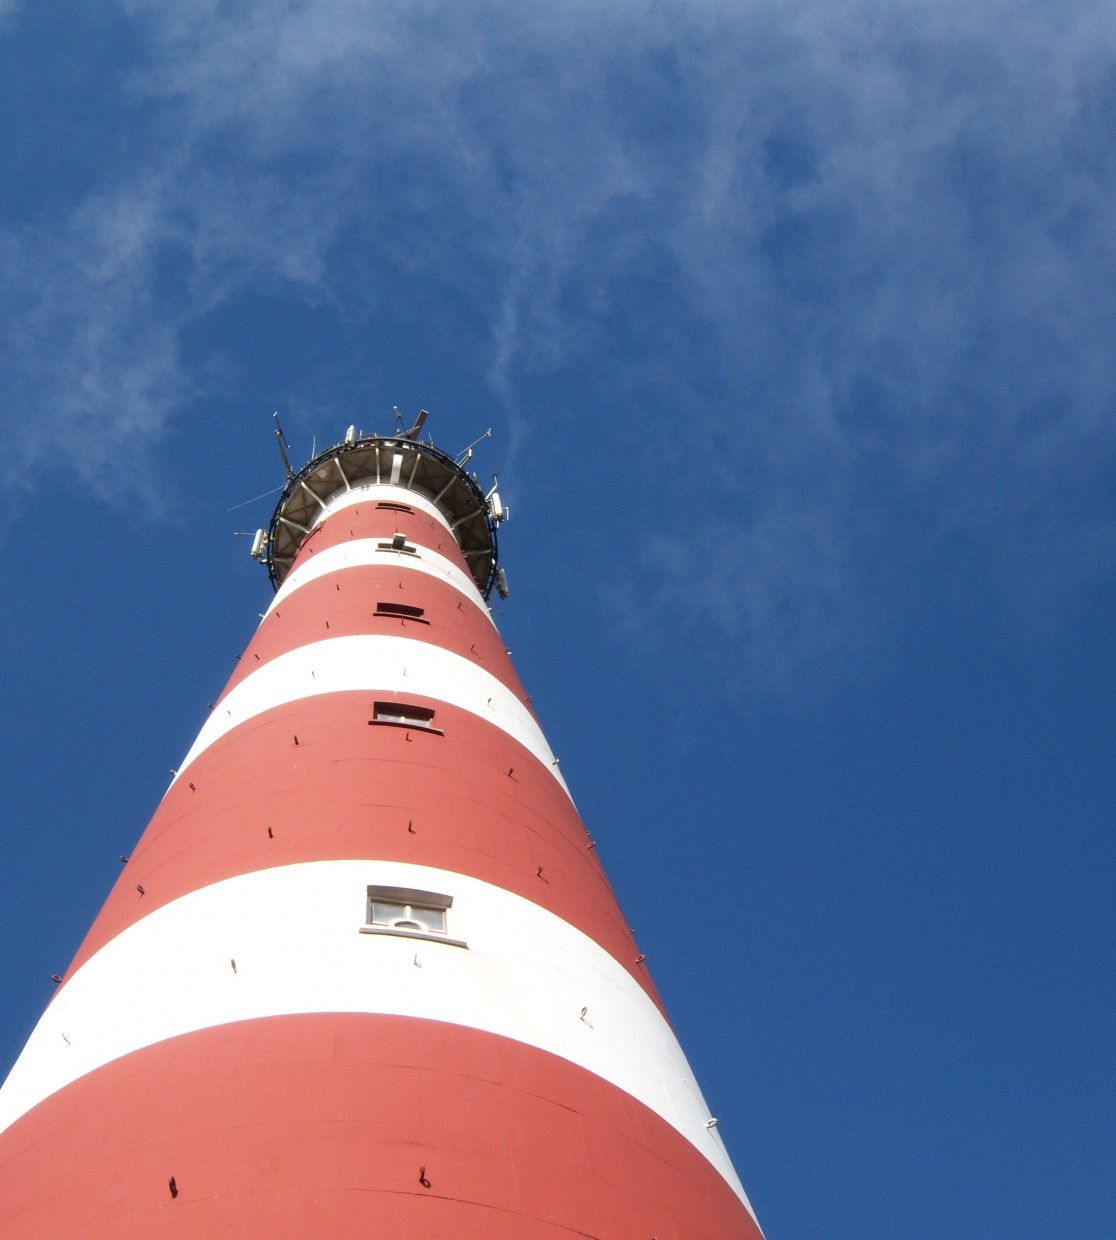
xmin=359 ymin=884 xmax=467 ymax=948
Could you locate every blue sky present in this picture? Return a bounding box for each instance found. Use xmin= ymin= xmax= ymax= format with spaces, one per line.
xmin=1 ymin=1 xmax=1113 ymax=1235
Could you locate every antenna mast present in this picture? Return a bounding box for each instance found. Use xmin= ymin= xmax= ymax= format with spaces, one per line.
xmin=273 ymin=412 xmax=294 ymax=478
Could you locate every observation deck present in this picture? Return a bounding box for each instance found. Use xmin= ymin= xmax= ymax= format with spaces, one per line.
xmin=264 ymin=432 xmax=502 ymax=598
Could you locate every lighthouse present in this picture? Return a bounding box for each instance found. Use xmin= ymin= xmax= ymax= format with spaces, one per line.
xmin=0 ymin=420 xmax=763 ymax=1237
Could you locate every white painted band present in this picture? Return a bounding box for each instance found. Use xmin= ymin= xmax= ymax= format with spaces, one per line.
xmin=178 ymin=635 xmax=569 ymax=796
xmin=268 ymin=538 xmax=492 ymax=624
xmin=311 ymin=482 xmax=456 ymax=535
xmin=0 ymin=861 xmax=753 ymax=1217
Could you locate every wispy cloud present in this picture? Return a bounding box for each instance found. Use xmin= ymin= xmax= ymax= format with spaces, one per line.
xmin=1 ymin=0 xmax=1113 ymax=690
xmin=0 ymin=173 xmax=187 ymax=500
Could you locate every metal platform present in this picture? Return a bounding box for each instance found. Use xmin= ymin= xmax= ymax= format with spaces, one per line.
xmin=265 ymin=434 xmax=500 ymax=598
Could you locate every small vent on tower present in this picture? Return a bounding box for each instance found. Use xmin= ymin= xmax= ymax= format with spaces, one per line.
xmin=376 ymin=501 xmax=414 ymax=514
xmin=360 ymin=885 xmax=467 ymax=948
xmin=374 ymin=601 xmax=428 ymax=624
xmin=370 ymin=701 xmax=443 ymax=733
xmin=377 ymin=533 xmax=417 ymax=555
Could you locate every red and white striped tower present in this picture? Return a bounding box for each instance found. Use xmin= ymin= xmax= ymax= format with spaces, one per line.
xmin=0 ymin=422 xmax=763 ymax=1237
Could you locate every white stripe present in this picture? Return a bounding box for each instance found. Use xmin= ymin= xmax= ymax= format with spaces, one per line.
xmin=268 ymin=538 xmax=493 ymax=623
xmin=311 ymin=482 xmax=456 ymax=534
xmin=184 ymin=636 xmax=568 ymax=796
xmin=0 ymin=861 xmax=754 ymax=1217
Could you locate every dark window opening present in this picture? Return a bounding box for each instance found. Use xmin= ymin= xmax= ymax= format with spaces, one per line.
xmin=377 ymin=534 xmax=417 ymax=555
xmin=375 ymin=601 xmax=428 ymax=623
xmin=369 ymin=701 xmax=442 ymax=733
xmin=377 ymin=501 xmax=414 ymax=513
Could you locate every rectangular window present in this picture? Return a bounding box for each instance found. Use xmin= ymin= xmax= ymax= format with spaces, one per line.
xmin=376 ymin=501 xmax=414 ymax=513
xmin=370 ymin=898 xmax=447 ymax=933
xmin=374 ymin=601 xmax=428 ymax=623
xmin=377 ymin=531 xmax=417 ymax=554
xmin=360 ymin=885 xmax=466 ymax=947
xmin=369 ymin=701 xmax=442 ymax=733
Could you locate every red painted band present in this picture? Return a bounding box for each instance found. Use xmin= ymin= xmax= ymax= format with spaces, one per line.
xmin=0 ymin=1014 xmax=760 ymax=1239
xmin=219 ymin=570 xmax=529 ymax=705
xmin=297 ymin=502 xmax=469 ymax=570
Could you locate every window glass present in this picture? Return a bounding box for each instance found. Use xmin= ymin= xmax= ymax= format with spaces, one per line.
xmin=365 ymin=885 xmax=454 ymax=940
xmin=369 ymin=899 xmax=448 ymax=934
xmin=370 ymin=900 xmax=407 ymax=925
xmin=408 ymin=905 xmax=447 ymax=933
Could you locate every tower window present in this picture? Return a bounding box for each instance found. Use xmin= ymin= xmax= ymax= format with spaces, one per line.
xmin=377 ymin=533 xmax=417 ymax=554
xmin=360 ymin=885 xmax=466 ymax=947
xmin=369 ymin=701 xmax=442 ymax=733
xmin=376 ymin=501 xmax=414 ymax=514
xmin=374 ymin=601 xmax=428 ymax=623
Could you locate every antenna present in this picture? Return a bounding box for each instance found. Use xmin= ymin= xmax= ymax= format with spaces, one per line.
xmin=273 ymin=412 xmax=293 ymax=479
xmin=226 ymin=483 xmax=285 ymax=513
xmin=457 ymin=428 xmax=492 ymax=464
xmin=402 ymin=409 xmax=429 ymax=440
xmin=485 ymin=474 xmax=509 ymax=523
xmin=232 ymin=529 xmax=269 ymax=560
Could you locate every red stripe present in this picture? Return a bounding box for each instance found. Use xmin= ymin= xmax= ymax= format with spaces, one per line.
xmin=219 ymin=570 xmax=529 ymax=704
xmin=0 ymin=1015 xmax=760 ymax=1239
xmin=296 ymin=501 xmax=469 ymax=567
xmin=64 ymin=694 xmax=660 ymax=1010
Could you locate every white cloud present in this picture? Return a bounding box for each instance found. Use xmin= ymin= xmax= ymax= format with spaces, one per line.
xmin=0 ymin=173 xmax=186 ymax=500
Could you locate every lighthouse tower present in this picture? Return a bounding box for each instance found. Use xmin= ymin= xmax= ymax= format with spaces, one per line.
xmin=0 ymin=422 xmax=763 ymax=1238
